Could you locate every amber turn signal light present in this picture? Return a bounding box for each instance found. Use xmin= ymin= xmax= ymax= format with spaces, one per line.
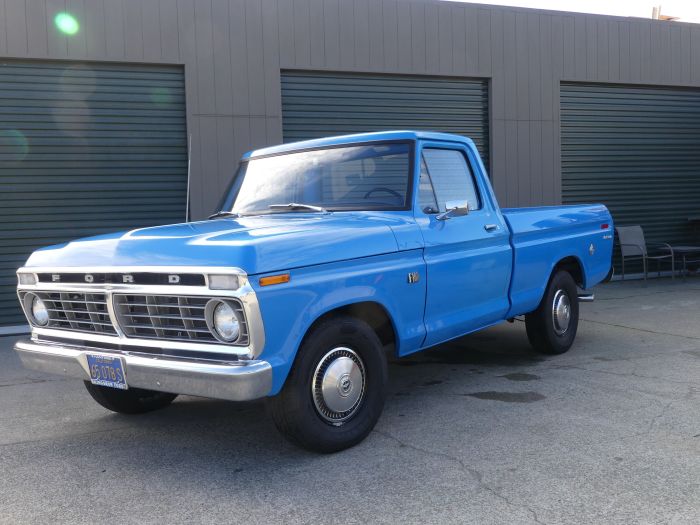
xmin=259 ymin=273 xmax=290 ymax=286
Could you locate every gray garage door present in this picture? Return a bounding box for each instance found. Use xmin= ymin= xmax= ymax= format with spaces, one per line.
xmin=561 ymin=82 xmax=700 ymax=270
xmin=0 ymin=61 xmax=187 ymax=327
xmin=281 ymin=71 xmax=489 ymax=169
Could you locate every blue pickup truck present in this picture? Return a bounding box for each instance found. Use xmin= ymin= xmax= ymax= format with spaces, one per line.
xmin=15 ymin=131 xmax=613 ymax=452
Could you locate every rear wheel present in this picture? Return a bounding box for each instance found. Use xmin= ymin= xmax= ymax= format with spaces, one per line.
xmin=84 ymin=382 xmax=178 ymax=414
xmin=267 ymin=315 xmax=387 ymax=453
xmin=525 ymin=270 xmax=579 ymax=355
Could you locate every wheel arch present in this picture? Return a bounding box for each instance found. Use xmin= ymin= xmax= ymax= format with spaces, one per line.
xmin=302 ymin=301 xmax=398 ymax=354
xmin=552 ymin=255 xmax=586 ymax=289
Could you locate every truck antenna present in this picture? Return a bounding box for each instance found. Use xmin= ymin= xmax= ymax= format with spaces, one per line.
xmin=185 ymin=134 xmax=192 ymax=222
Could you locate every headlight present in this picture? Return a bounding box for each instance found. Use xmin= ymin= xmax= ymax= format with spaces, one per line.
xmin=25 ymin=293 xmax=49 ymax=326
xmin=214 ymin=302 xmax=240 ymax=341
xmin=205 ymin=299 xmax=242 ymax=342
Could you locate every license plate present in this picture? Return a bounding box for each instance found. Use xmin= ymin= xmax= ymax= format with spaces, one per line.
xmin=86 ymin=354 xmax=128 ymax=390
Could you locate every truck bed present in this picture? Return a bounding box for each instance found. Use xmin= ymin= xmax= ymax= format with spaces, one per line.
xmin=502 ymin=204 xmax=613 ymax=317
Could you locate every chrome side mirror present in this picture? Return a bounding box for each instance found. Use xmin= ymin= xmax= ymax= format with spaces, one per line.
xmin=436 ymin=200 xmax=470 ymax=221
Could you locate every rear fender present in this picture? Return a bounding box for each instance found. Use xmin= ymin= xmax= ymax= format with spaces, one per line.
xmin=504 ymin=205 xmax=613 ymax=317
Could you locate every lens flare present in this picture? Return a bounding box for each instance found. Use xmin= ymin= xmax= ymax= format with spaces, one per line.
xmin=0 ymin=129 xmax=29 ymax=162
xmin=150 ymin=86 xmax=173 ymax=105
xmin=54 ymin=13 xmax=79 ymax=35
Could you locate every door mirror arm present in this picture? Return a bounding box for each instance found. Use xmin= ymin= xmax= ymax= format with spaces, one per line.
xmin=436 ymin=201 xmax=470 ymax=221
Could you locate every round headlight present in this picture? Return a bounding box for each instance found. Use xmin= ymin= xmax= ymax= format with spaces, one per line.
xmin=212 ymin=301 xmax=240 ymax=342
xmin=31 ymin=295 xmax=49 ymax=326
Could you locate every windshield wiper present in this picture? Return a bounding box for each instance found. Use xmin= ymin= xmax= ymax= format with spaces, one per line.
xmin=208 ymin=211 xmax=241 ymax=220
xmin=268 ymin=203 xmax=330 ymax=213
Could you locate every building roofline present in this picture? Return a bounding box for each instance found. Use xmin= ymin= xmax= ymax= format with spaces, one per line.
xmin=421 ymin=0 xmax=699 ymax=27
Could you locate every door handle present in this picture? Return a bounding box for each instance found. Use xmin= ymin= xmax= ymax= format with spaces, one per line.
xmin=484 ymin=224 xmax=499 ymax=232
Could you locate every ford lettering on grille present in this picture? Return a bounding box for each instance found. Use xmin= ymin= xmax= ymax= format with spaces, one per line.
xmin=36 ymin=273 xmax=205 ymax=286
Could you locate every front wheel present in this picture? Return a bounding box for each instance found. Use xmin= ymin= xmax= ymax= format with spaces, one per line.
xmin=267 ymin=315 xmax=388 ymax=453
xmin=525 ymin=270 xmax=579 ymax=355
xmin=84 ymin=382 xmax=178 ymax=414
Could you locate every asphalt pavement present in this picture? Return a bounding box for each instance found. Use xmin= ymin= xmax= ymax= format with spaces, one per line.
xmin=1 ymin=278 xmax=699 ymax=524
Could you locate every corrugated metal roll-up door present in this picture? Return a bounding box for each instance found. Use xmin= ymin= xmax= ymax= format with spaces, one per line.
xmin=0 ymin=61 xmax=187 ymax=327
xmin=561 ymin=82 xmax=700 ymax=272
xmin=281 ymin=71 xmax=489 ymax=169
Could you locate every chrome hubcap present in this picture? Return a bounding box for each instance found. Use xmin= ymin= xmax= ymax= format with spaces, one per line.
xmin=552 ymin=289 xmax=571 ymax=336
xmin=312 ymin=347 xmax=366 ymax=425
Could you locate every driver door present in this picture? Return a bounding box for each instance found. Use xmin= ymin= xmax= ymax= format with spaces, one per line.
xmin=416 ymin=144 xmax=512 ymax=347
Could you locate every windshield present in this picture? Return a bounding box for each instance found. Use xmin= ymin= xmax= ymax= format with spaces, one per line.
xmin=219 ymin=142 xmax=412 ymax=215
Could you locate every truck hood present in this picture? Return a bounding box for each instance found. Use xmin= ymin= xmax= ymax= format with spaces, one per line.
xmin=24 ymin=213 xmax=404 ymax=275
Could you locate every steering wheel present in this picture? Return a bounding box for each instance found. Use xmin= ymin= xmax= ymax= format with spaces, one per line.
xmin=363 ymin=187 xmax=403 ymax=202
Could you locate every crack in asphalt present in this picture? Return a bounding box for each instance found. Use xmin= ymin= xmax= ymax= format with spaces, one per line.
xmin=643 ymin=399 xmax=674 ymax=436
xmin=580 ymin=318 xmax=700 ymax=341
xmin=0 ymin=425 xmax=133 ymax=449
xmin=547 ymin=363 xmax=700 ymax=389
xmin=594 ymin=287 xmax=700 ymax=301
xmin=554 ymin=348 xmax=688 ymax=365
xmin=618 ymin=399 xmax=676 ymax=442
xmin=0 ymin=377 xmax=70 ymax=388
xmin=535 ymin=344 xmax=700 ymax=376
xmin=373 ymin=429 xmax=546 ymax=525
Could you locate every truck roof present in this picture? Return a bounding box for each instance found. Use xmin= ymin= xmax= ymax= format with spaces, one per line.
xmin=242 ymin=130 xmax=475 ymax=159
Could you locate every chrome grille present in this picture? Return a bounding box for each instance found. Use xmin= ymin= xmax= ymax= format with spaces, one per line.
xmin=24 ymin=291 xmax=117 ymax=335
xmin=114 ymin=294 xmax=249 ymax=345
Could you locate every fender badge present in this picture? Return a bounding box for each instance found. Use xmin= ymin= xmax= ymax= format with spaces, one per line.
xmin=407 ymin=272 xmax=420 ymax=284
xmin=589 ymin=243 xmax=596 ymax=256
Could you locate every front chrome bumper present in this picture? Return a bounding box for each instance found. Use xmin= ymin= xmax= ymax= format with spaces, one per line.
xmin=15 ymin=339 xmax=272 ymax=401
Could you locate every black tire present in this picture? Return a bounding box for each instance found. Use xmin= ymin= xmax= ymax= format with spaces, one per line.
xmin=266 ymin=315 xmax=388 ymax=453
xmin=525 ymin=270 xmax=579 ymax=355
xmin=84 ymin=382 xmax=178 ymax=414
xmin=603 ymin=264 xmax=614 ymax=283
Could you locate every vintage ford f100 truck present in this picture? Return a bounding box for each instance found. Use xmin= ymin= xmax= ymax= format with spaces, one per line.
xmin=15 ymin=131 xmax=613 ymax=452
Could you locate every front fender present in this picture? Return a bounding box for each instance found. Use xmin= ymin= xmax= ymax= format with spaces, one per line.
xmin=252 ymin=250 xmax=427 ymax=395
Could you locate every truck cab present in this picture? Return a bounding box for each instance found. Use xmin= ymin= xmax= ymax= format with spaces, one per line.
xmin=15 ymin=131 xmax=613 ymax=452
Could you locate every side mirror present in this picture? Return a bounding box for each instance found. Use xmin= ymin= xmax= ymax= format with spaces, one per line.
xmin=436 ymin=200 xmax=470 ymax=221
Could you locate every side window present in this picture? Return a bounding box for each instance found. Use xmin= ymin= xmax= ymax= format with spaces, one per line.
xmin=418 ymin=158 xmax=438 ymax=213
xmin=422 ymin=148 xmax=481 ymax=212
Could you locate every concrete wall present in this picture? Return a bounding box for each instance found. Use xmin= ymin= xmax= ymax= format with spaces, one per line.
xmin=2 ymin=0 xmax=700 ymax=218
